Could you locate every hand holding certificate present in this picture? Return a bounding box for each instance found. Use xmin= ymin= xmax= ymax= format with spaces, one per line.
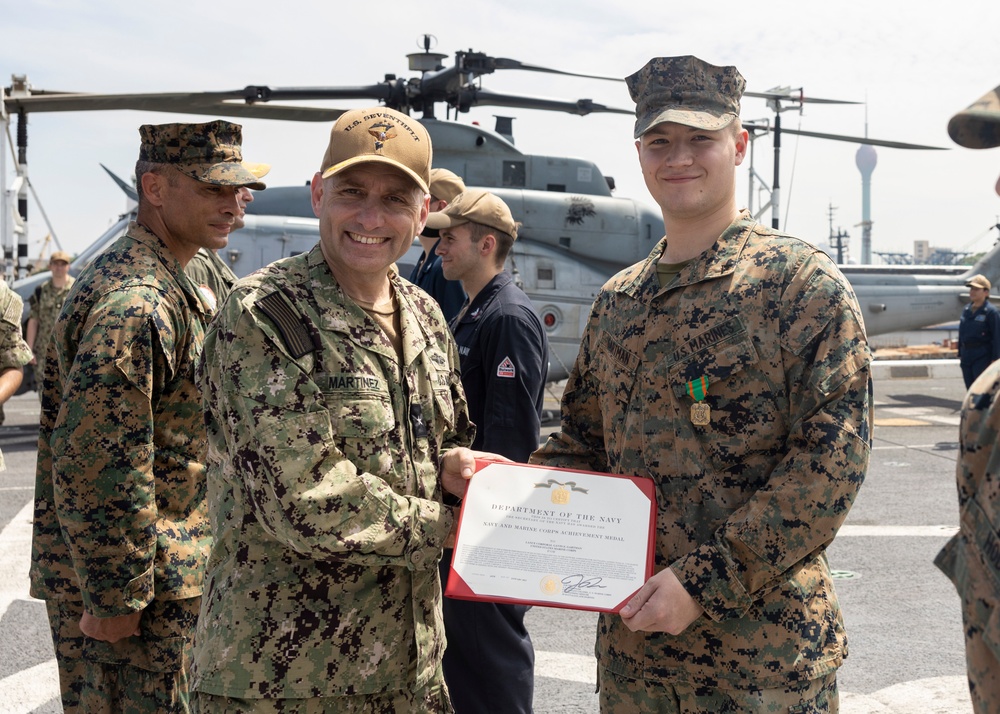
xmin=445 ymin=460 xmax=656 ymax=613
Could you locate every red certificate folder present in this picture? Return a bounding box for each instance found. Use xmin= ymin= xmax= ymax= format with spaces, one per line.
xmin=444 ymin=460 xmax=656 ymax=613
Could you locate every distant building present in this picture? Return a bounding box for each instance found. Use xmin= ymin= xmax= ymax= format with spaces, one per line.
xmin=914 ymin=240 xmax=931 ymax=264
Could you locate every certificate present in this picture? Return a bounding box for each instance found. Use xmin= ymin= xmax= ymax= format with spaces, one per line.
xmin=445 ymin=460 xmax=656 ymax=613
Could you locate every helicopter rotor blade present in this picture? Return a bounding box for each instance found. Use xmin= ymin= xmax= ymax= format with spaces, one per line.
xmin=743 ymin=90 xmax=861 ymax=105
xmin=459 ymin=87 xmax=633 ymax=116
xmin=2 ymin=89 xmax=351 ymax=121
xmin=744 ymin=122 xmax=947 ymax=150
xmin=490 ymin=57 xmax=624 ymax=83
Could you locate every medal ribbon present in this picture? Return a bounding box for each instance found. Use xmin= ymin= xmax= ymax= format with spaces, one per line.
xmin=686 ymin=376 xmax=709 ymax=402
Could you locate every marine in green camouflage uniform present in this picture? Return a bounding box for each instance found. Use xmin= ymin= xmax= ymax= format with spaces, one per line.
xmin=26 ymin=251 xmax=76 ymax=400
xmin=0 ymin=279 xmax=32 ymax=462
xmin=935 ymin=83 xmax=1000 ymax=714
xmin=530 ymin=56 xmax=872 ymax=713
xmin=29 ymin=120 xmax=265 ymax=714
xmin=192 ymin=107 xmax=474 ymax=712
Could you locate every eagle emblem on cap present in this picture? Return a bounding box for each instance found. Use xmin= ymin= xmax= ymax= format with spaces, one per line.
xmin=368 ymin=121 xmax=397 ymax=152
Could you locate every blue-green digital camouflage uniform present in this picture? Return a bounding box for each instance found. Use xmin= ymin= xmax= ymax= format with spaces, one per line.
xmin=29 ymin=221 xmax=211 ymax=713
xmin=0 ymin=279 xmax=33 ymax=468
xmin=185 ymin=247 xmax=238 ymax=314
xmin=192 ymin=243 xmax=473 ymax=706
xmin=935 ymin=358 xmax=1000 ymax=713
xmin=28 ymin=274 xmax=76 ymax=398
xmin=531 ymin=211 xmax=872 ymax=697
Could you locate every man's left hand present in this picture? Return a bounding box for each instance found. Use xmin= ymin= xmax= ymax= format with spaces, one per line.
xmin=439 ymin=447 xmax=512 ymax=498
xmin=619 ymin=567 xmax=704 ymax=635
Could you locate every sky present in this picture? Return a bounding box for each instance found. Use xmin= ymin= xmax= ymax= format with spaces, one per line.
xmin=3 ymin=0 xmax=1000 ymax=264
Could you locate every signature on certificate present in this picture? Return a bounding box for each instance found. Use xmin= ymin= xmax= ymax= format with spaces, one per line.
xmin=561 ymin=574 xmax=607 ymax=593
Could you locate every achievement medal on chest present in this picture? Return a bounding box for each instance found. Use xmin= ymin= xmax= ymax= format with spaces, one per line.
xmin=686 ymin=376 xmax=711 ymax=426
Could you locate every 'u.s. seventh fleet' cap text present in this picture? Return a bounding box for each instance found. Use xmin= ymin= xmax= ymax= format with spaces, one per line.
xmin=320 ymin=107 xmax=432 ymax=194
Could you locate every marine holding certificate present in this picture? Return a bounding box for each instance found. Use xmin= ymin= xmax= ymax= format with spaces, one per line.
xmin=528 ymin=56 xmax=873 ymax=713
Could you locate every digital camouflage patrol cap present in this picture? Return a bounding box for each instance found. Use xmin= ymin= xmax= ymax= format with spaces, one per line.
xmin=948 ymin=84 xmax=1000 ymax=149
xmin=429 ymin=168 xmax=466 ymax=203
xmin=626 ymin=55 xmax=745 ymax=139
xmin=138 ymin=120 xmax=266 ymax=190
xmin=425 ymin=188 xmax=519 ymax=238
xmin=321 ymin=107 xmax=432 ymax=194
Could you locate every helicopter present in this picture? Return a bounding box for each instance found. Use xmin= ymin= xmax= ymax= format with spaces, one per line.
xmin=3 ymin=37 xmax=991 ymax=383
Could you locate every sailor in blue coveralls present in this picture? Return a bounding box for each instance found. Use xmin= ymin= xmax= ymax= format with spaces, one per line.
xmin=429 ymin=188 xmax=549 ymax=713
xmin=958 ymin=273 xmax=1000 ymax=388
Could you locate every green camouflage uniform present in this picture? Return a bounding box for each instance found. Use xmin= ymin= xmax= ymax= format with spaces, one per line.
xmin=28 ymin=275 xmax=76 ymax=398
xmin=531 ymin=212 xmax=872 ymax=700
xmin=0 ymin=280 xmax=33 ymax=466
xmin=185 ymin=247 xmax=238 ymax=314
xmin=29 ymin=221 xmax=211 ymax=713
xmin=936 ymin=358 xmax=1000 ymax=713
xmin=192 ymin=243 xmax=473 ymax=705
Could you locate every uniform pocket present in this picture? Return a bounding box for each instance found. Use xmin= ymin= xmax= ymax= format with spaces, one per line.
xmin=82 ymin=633 xmax=185 ymax=673
xmin=668 ymin=332 xmax=782 ymax=477
xmin=325 ymin=392 xmax=396 ymax=478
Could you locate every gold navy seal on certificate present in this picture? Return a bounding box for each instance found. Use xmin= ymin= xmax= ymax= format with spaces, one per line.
xmin=445 ymin=460 xmax=656 ymax=613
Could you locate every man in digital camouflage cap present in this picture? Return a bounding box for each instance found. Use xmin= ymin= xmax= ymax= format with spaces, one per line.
xmin=192 ymin=107 xmax=481 ymax=712
xmin=29 ymin=119 xmax=265 ymax=714
xmin=936 ymin=83 xmax=1000 ymax=714
xmin=530 ymin=55 xmax=872 ymax=713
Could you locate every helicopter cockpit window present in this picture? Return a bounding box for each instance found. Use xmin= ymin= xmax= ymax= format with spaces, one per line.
xmin=502 ymin=161 xmax=526 ymax=187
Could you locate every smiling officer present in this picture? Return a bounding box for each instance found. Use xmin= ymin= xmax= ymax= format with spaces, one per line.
xmin=192 ymin=107 xmax=476 ymax=712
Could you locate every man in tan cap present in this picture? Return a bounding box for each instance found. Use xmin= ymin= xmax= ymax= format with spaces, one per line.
xmin=192 ymin=107 xmax=479 ymax=711
xmin=25 ymin=250 xmax=75 ymax=400
xmin=408 ymin=167 xmax=468 ymax=321
xmin=29 ymin=119 xmax=265 ymax=714
xmin=936 ymin=83 xmax=1000 ymax=714
xmin=429 ymin=188 xmax=547 ymax=713
xmin=530 ymin=56 xmax=871 ymax=712
xmin=957 ymin=272 xmax=1000 ymax=388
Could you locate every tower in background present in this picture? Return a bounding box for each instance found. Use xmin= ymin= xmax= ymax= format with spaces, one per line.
xmin=855 ymin=142 xmax=878 ymax=264
xmin=855 ymin=106 xmax=878 ymax=265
